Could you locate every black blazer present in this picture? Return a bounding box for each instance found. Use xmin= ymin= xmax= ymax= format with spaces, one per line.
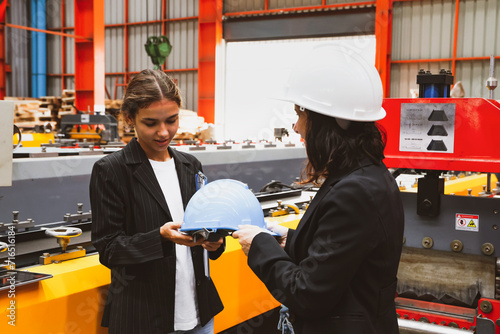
xmin=90 ymin=138 xmax=224 ymax=334
xmin=248 ymin=158 xmax=404 ymax=334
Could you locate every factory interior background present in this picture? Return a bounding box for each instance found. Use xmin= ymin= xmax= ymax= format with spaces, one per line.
xmin=1 ymin=0 xmax=500 ymax=333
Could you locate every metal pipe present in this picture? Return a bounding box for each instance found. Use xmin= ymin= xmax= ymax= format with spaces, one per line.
xmin=31 ymin=0 xmax=38 ymax=97
xmin=5 ymin=23 xmax=90 ymax=40
xmin=37 ymin=0 xmax=46 ymax=97
xmin=486 ymin=55 xmax=497 ymax=100
xmin=398 ymin=319 xmax=474 ymax=334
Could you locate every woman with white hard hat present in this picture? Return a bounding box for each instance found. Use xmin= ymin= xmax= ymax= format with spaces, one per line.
xmin=233 ymin=44 xmax=405 ymax=334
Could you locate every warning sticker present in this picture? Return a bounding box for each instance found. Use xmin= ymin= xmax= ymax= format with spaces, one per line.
xmin=456 ymin=213 xmax=479 ymax=232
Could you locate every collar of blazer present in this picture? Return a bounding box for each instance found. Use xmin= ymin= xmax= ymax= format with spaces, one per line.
xmin=122 ymin=137 xmax=196 ymax=215
xmin=291 ymin=156 xmax=376 ymax=248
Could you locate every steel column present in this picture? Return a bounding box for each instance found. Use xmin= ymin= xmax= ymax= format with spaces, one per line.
xmin=375 ymin=0 xmax=392 ymax=97
xmin=0 ymin=1 xmax=5 ymax=99
xmin=451 ymin=0 xmax=460 ymax=82
xmin=61 ymin=0 xmax=66 ymax=90
xmin=198 ymin=0 xmax=222 ymax=124
xmin=74 ymin=0 xmax=104 ymax=113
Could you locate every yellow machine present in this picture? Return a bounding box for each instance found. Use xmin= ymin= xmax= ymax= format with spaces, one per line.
xmin=1 ymin=170 xmax=498 ymax=333
xmin=13 ymin=132 xmax=55 ymax=148
xmin=0 ymin=214 xmax=303 ymax=334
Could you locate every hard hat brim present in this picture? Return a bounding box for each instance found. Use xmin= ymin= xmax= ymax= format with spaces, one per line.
xmin=273 ymin=95 xmax=386 ymax=122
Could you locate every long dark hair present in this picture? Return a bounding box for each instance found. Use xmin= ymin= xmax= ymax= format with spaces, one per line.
xmin=121 ymin=69 xmax=182 ymax=120
xmin=302 ymin=110 xmax=386 ymax=185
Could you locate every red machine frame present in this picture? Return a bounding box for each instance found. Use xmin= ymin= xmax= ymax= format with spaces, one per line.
xmin=382 ymin=97 xmax=500 ymax=333
xmin=380 ymin=98 xmax=500 ymax=173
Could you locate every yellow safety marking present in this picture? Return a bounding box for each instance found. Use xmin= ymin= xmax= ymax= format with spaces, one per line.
xmin=467 ymin=220 xmax=477 ymax=228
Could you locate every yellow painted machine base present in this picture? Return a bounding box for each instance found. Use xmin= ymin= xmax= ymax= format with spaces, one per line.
xmin=400 ymin=173 xmax=499 ymax=196
xmin=0 ymin=214 xmax=303 ymax=333
xmin=0 ymin=255 xmax=109 ymax=333
xmin=13 ymin=133 xmax=55 ymax=148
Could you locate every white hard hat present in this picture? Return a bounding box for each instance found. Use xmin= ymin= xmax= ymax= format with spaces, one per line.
xmin=279 ymin=44 xmax=386 ymax=122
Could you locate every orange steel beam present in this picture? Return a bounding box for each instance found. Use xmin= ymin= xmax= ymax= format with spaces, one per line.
xmin=47 ymin=68 xmax=198 ymax=78
xmin=162 ymin=0 xmax=167 ymax=35
xmin=162 ymin=0 xmax=166 ymax=71
xmin=0 ymin=22 xmax=5 ymax=99
xmin=93 ymin=0 xmax=105 ymax=109
xmin=375 ymin=0 xmax=392 ymax=97
xmin=106 ymin=69 xmax=198 ymax=75
xmin=106 ymin=16 xmax=197 ymax=28
xmin=4 ymin=23 xmax=90 ymax=40
xmin=123 ymin=0 xmax=129 ymax=94
xmin=61 ymin=0 xmax=66 ymax=90
xmin=392 ymin=56 xmax=500 ymax=64
xmin=198 ymin=0 xmax=222 ymax=124
xmin=74 ymin=0 xmax=105 ymax=113
xmin=452 ymin=0 xmax=460 ymax=81
xmin=48 ymin=16 xmax=197 ymax=31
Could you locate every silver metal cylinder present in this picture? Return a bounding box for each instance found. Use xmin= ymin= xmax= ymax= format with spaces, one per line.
xmin=398 ymin=319 xmax=474 ymax=334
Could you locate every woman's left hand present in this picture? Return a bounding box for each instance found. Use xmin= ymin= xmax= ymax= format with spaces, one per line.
xmin=232 ymin=225 xmax=264 ymax=256
xmin=202 ymin=237 xmax=224 ymax=252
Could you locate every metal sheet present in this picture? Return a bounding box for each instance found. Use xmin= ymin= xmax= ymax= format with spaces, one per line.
xmin=457 ymin=0 xmax=500 ymax=58
xmin=397 ymin=247 xmax=496 ymax=305
xmin=392 ymin=0 xmax=455 ymax=61
xmin=455 ymin=60 xmax=500 ymax=99
xmin=0 ymin=102 xmax=14 ymax=186
xmin=1 ymin=146 xmax=306 ymax=224
xmin=223 ymin=8 xmax=376 ymax=41
xmin=5 ymin=0 xmax=30 ymax=97
xmin=400 ymin=191 xmax=500 ymax=257
xmin=398 ymin=318 xmax=474 ymax=334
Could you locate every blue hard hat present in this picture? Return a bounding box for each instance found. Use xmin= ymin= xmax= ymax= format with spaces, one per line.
xmin=181 ymin=179 xmax=270 ymax=237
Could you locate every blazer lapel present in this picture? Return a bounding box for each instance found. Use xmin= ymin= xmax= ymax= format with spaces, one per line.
xmin=292 ymin=174 xmax=338 ymax=242
xmin=124 ymin=138 xmax=171 ymax=216
xmin=291 ymin=158 xmax=375 ymax=248
xmin=170 ymin=148 xmax=196 ymax=209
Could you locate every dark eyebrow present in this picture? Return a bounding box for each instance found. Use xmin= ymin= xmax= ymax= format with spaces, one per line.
xmin=142 ymin=113 xmax=179 ymax=122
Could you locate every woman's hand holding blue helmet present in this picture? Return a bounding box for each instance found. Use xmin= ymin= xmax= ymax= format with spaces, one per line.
xmin=160 ymin=221 xmax=223 ymax=250
xmin=233 ymin=221 xmax=288 ymax=255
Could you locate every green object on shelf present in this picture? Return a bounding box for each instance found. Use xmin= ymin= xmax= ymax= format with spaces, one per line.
xmin=145 ymin=35 xmax=172 ymax=70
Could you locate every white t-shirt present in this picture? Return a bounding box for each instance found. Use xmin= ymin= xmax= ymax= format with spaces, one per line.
xmin=149 ymin=158 xmax=199 ymax=331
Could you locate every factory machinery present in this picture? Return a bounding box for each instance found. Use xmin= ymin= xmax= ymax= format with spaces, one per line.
xmin=0 ymin=140 xmax=308 ymax=333
xmin=381 ymin=97 xmax=500 ymax=334
xmin=2 ymin=95 xmax=500 ymax=333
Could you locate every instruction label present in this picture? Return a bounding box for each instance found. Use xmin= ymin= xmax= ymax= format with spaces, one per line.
xmin=81 ymin=114 xmax=90 ymax=123
xmin=456 ymin=213 xmax=479 ymax=232
xmin=400 ymin=103 xmax=455 ymax=153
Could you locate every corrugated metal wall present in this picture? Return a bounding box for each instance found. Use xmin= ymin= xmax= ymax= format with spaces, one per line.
xmin=44 ymin=0 xmax=199 ymax=110
xmin=223 ymin=0 xmax=369 ymax=12
xmin=5 ymin=1 xmax=499 ymax=102
xmin=391 ymin=0 xmax=455 ymax=61
xmin=391 ymin=0 xmax=500 ymax=98
xmin=5 ymin=1 xmax=30 ymax=97
xmin=46 ymin=0 xmax=62 ymax=97
xmin=456 ymin=0 xmax=500 ymax=98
